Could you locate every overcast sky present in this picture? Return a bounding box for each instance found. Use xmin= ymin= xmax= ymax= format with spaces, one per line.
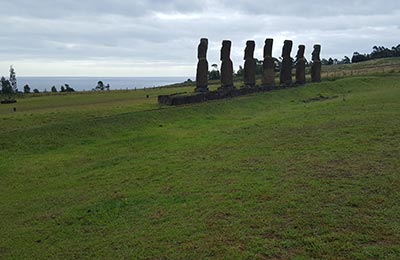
xmin=0 ymin=0 xmax=399 ymax=76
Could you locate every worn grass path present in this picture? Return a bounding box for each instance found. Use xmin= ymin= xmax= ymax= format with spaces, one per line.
xmin=1 ymin=74 xmax=399 ymax=259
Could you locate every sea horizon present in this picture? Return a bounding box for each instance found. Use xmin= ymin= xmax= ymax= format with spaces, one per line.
xmin=17 ymin=76 xmax=195 ymax=92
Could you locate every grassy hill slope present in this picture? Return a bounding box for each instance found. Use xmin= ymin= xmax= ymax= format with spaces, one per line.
xmin=1 ymin=73 xmax=400 ymax=259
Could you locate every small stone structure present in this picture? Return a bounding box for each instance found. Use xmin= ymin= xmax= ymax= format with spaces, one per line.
xmin=280 ymin=40 xmax=293 ymax=87
xmin=295 ymin=45 xmax=306 ymax=85
xmin=311 ymin=44 xmax=322 ymax=82
xmin=243 ymin=40 xmax=256 ymax=88
xmin=158 ymin=85 xmax=287 ymax=106
xmin=219 ymin=40 xmax=234 ymax=90
xmin=195 ymin=38 xmax=209 ymax=93
xmin=262 ymin=38 xmax=275 ymax=88
xmin=159 ymin=38 xmax=323 ymax=106
xmin=0 ymin=99 xmax=17 ymax=104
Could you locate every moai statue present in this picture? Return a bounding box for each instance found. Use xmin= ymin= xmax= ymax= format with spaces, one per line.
xmin=195 ymin=38 xmax=209 ymax=93
xmin=220 ymin=40 xmax=234 ymax=90
xmin=243 ymin=40 xmax=256 ymax=88
xmin=295 ymin=45 xmax=306 ymax=85
xmin=262 ymin=38 xmax=275 ymax=88
xmin=311 ymin=44 xmax=322 ymax=82
xmin=280 ymin=40 xmax=293 ymax=87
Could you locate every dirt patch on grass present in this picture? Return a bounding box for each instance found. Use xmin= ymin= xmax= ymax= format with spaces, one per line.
xmin=302 ymin=94 xmax=339 ymax=103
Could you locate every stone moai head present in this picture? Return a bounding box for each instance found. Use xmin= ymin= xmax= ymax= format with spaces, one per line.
xmin=312 ymin=44 xmax=321 ymax=61
xmin=244 ymin=40 xmax=255 ymax=60
xmin=264 ymin=38 xmax=273 ymax=58
xmin=220 ymin=40 xmax=232 ymax=61
xmin=282 ymin=40 xmax=293 ymax=58
xmin=198 ymin=38 xmax=208 ymax=59
xmin=297 ymin=45 xmax=305 ymax=59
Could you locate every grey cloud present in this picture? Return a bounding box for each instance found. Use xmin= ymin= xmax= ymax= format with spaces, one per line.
xmin=217 ymin=0 xmax=400 ymax=16
xmin=0 ymin=0 xmax=399 ymax=76
xmin=3 ymin=0 xmax=205 ymax=18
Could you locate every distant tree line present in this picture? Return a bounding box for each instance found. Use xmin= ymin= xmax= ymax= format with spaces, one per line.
xmin=321 ymin=56 xmax=351 ymax=66
xmin=307 ymin=44 xmax=400 ymax=65
xmin=22 ymin=84 xmax=75 ymax=94
xmin=351 ymin=44 xmax=400 ymax=63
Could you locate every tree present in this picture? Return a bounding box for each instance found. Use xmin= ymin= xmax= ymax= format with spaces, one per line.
xmin=236 ymin=65 xmax=244 ymax=77
xmin=255 ymin=59 xmax=263 ymax=75
xmin=209 ymin=70 xmax=220 ymax=80
xmin=9 ymin=66 xmax=17 ymax=93
xmin=321 ymin=58 xmax=328 ymax=65
xmin=94 ymin=81 xmax=111 ymax=91
xmin=209 ymin=64 xmax=220 ymax=80
xmin=1 ymin=76 xmax=12 ymax=97
xmin=393 ymin=44 xmax=400 ymax=56
xmin=273 ymin=58 xmax=281 ymax=72
xmin=33 ymin=89 xmax=40 ymax=93
xmin=51 ymin=86 xmax=57 ymax=92
xmin=96 ymin=81 xmax=105 ymax=91
xmin=96 ymin=80 xmax=104 ymax=90
xmin=64 ymin=84 xmax=75 ymax=92
xmin=352 ymin=52 xmax=369 ymax=63
xmin=342 ymin=56 xmax=351 ymax=64
xmin=60 ymin=86 xmax=66 ymax=92
xmin=24 ymin=84 xmax=31 ymax=93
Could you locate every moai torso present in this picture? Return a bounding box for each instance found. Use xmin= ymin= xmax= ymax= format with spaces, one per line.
xmin=296 ymin=45 xmax=306 ymax=85
xmin=282 ymin=40 xmax=293 ymax=58
xmin=198 ymin=38 xmax=208 ymax=60
xmin=311 ymin=44 xmax=322 ymax=82
xmin=195 ymin=38 xmax=209 ymax=92
xmin=280 ymin=40 xmax=293 ymax=86
xmin=244 ymin=40 xmax=256 ymax=87
xmin=297 ymin=45 xmax=305 ymax=60
xmin=264 ymin=38 xmax=273 ymax=57
xmin=262 ymin=38 xmax=275 ymax=87
xmin=312 ymin=45 xmax=321 ymax=62
xmin=220 ymin=40 xmax=234 ymax=88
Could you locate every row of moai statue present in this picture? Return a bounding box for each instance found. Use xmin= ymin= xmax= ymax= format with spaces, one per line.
xmin=195 ymin=38 xmax=322 ymax=93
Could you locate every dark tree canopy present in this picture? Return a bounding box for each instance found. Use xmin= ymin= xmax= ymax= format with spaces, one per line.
xmin=1 ymin=76 xmax=12 ymax=96
xmin=96 ymin=81 xmax=105 ymax=91
xmin=209 ymin=64 xmax=220 ymax=80
xmin=351 ymin=44 xmax=400 ymax=63
xmin=64 ymin=84 xmax=75 ymax=92
xmin=9 ymin=66 xmax=17 ymax=93
xmin=24 ymin=84 xmax=31 ymax=93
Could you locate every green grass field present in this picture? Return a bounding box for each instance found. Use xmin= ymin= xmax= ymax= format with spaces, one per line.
xmin=1 ymin=61 xmax=400 ymax=259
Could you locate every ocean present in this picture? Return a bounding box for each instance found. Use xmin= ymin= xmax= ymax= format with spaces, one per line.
xmin=17 ymin=76 xmax=194 ymax=92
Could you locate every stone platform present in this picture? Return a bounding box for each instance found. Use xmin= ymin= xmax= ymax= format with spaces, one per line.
xmin=158 ymin=84 xmax=301 ymax=106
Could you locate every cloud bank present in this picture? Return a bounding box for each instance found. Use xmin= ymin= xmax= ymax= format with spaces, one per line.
xmin=0 ymin=0 xmax=399 ymax=76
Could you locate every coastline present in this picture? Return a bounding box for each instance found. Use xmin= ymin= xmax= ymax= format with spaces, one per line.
xmin=17 ymin=76 xmax=195 ymax=92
